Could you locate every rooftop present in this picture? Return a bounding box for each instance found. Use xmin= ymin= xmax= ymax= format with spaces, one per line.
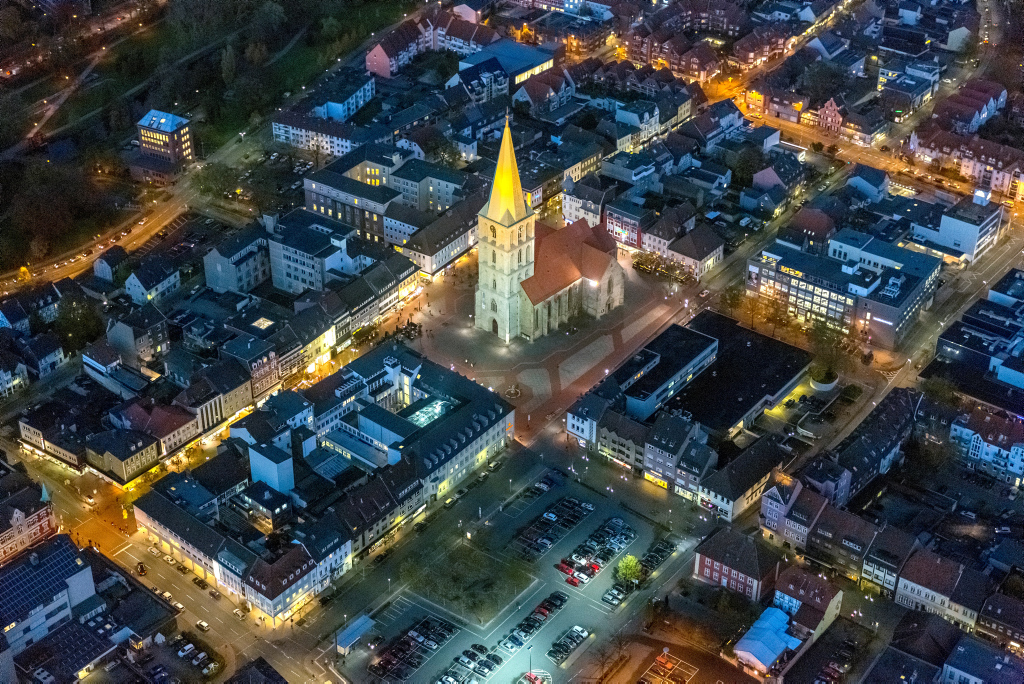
xmin=943 ymin=194 xmax=1003 ymax=227
xmin=137 ymin=110 xmax=189 ymax=133
xmin=944 ymin=634 xmax=1024 ymax=683
xmin=667 ymin=311 xmax=813 ymax=434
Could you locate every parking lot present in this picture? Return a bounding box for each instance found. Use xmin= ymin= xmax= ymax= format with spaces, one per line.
xmin=367 ymin=611 xmax=461 ymax=681
xmin=638 ymin=652 xmax=699 ymax=684
xmin=508 ymin=485 xmax=594 ymax=562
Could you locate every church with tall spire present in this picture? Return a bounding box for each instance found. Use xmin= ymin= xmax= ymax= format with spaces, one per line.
xmin=476 ymin=121 xmax=625 ymax=343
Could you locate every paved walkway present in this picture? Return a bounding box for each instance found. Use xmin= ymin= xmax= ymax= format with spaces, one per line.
xmin=407 ymin=252 xmax=698 ymax=444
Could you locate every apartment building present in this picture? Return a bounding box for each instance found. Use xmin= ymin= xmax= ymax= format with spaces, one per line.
xmin=913 ymin=192 xmax=1004 ymax=263
xmin=693 ymin=527 xmax=783 ymax=601
xmin=895 ymin=549 xmax=992 ymax=631
xmin=0 ymin=460 xmax=56 ymax=566
xmin=204 ymin=225 xmax=271 ymax=294
xmin=389 ymin=159 xmax=466 ymax=213
xmin=0 ymin=535 xmax=98 ymax=681
xmin=950 ymin=407 xmax=1024 ymax=485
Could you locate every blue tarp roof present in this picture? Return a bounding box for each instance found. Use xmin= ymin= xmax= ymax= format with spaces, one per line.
xmin=734 ymin=607 xmax=802 ymax=671
xmin=337 ymin=615 xmax=375 ymax=651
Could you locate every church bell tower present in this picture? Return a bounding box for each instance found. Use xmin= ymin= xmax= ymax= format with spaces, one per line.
xmin=475 ymin=120 xmax=535 ymax=342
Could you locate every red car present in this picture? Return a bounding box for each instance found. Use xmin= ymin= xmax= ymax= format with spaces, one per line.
xmin=566 ymin=576 xmax=581 ymax=587
xmin=556 ymin=563 xmax=574 ymax=575
xmin=534 ymin=607 xmax=549 ymax=617
xmin=589 ymin=563 xmax=601 ymax=573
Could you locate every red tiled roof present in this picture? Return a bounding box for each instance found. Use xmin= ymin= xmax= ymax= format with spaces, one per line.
xmin=965 ymin=407 xmax=1024 ymax=448
xmin=520 ymin=220 xmax=618 ymax=305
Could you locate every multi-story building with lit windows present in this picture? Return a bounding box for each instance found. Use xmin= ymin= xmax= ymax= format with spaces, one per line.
xmin=747 ymin=229 xmax=940 ymax=349
xmin=131 ymin=110 xmax=194 ymax=184
xmin=136 ymin=110 xmax=193 ymax=166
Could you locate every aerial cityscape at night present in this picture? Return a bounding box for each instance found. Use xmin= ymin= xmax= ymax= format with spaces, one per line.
xmin=0 ymin=0 xmax=1023 ymax=681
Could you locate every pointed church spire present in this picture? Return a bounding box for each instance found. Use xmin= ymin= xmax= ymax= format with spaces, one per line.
xmin=482 ymin=118 xmax=529 ymax=226
xmin=40 ymin=482 xmax=50 ymax=503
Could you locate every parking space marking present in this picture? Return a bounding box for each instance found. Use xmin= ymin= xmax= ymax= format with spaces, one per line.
xmin=639 ymin=653 xmax=699 ymax=683
xmin=371 ymin=611 xmax=462 ymax=682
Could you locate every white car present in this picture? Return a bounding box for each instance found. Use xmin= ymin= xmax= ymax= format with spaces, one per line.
xmin=535 ymin=482 xmax=550 ymax=492
xmin=172 ymin=602 xmax=184 ymax=612
xmin=408 ymin=630 xmax=424 ymax=643
xmin=147 ymin=547 xmax=160 ymax=556
xmin=579 ymin=502 xmax=594 ymax=511
xmin=196 ymin=620 xmax=210 ymax=632
xmin=177 ymin=643 xmax=194 ymax=658
xmin=202 ymin=663 xmax=219 ymax=676
xmin=543 ymin=512 xmax=558 ymax=522
xmin=572 ymin=626 xmax=590 ymax=639
xmin=163 ymin=555 xmax=175 ymax=565
xmin=573 ymin=571 xmax=591 ymax=584
xmin=423 ymin=639 xmax=438 ymax=650
xmin=500 ymin=638 xmax=519 ymax=652
xmin=191 ymin=651 xmax=207 ymax=666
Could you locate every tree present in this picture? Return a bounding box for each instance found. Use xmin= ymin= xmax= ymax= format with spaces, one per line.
xmin=320 ymin=16 xmax=341 ymax=44
xmin=221 ymin=44 xmax=237 ymax=86
xmin=921 ymin=376 xmax=959 ymax=409
xmin=251 ymin=1 xmax=286 ymax=42
xmin=743 ymin=293 xmax=765 ymax=330
xmin=731 ymin=147 xmax=765 ymax=188
xmin=0 ymin=93 xmax=27 ymax=150
xmin=193 ymin=161 xmax=236 ymax=197
xmin=765 ymin=297 xmax=790 ymax=338
xmin=810 ymin=141 xmax=824 ymax=152
xmin=827 ymin=144 xmax=839 ymax=155
xmin=721 ymin=281 xmax=747 ymax=316
xmin=808 ymin=318 xmax=849 ymax=383
xmin=53 ymin=295 xmax=104 ymax=352
xmin=616 ymin=555 xmax=643 ymax=584
xmin=245 ymin=41 xmax=269 ymax=67
xmin=429 ymin=139 xmax=461 ymax=168
xmin=0 ymin=7 xmax=23 ymax=42
xmin=802 ymin=62 xmax=847 ymax=106
xmin=577 ymin=109 xmax=599 ymax=130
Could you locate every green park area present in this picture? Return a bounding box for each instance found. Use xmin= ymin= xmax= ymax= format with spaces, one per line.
xmin=400 ymin=545 xmax=535 ymax=626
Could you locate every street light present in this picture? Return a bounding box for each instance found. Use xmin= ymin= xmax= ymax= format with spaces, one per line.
xmin=527 ymin=644 xmax=533 ymax=675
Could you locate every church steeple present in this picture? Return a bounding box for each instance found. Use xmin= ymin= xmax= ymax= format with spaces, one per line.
xmin=482 ymin=119 xmax=529 ymax=226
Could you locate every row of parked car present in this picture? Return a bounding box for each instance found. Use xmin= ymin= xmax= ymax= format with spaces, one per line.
xmin=812 ymin=638 xmax=857 ymax=683
xmin=547 ymin=625 xmax=590 ymax=664
xmin=450 ymin=641 xmax=504 ymax=679
xmin=602 ymin=581 xmax=635 ymax=606
xmin=368 ymin=617 xmax=459 ymax=679
xmin=169 ymin=634 xmax=218 ymax=676
xmin=498 ymin=591 xmax=570 ymax=654
xmin=557 ymin=517 xmax=637 ymax=588
xmin=513 ymin=491 xmax=593 ymax=561
xmin=639 ymin=538 xmax=676 ymax=575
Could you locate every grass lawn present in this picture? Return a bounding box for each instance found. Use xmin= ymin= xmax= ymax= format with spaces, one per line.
xmin=47 ymin=25 xmax=179 ymax=131
xmin=401 ymin=544 xmax=534 ymax=626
